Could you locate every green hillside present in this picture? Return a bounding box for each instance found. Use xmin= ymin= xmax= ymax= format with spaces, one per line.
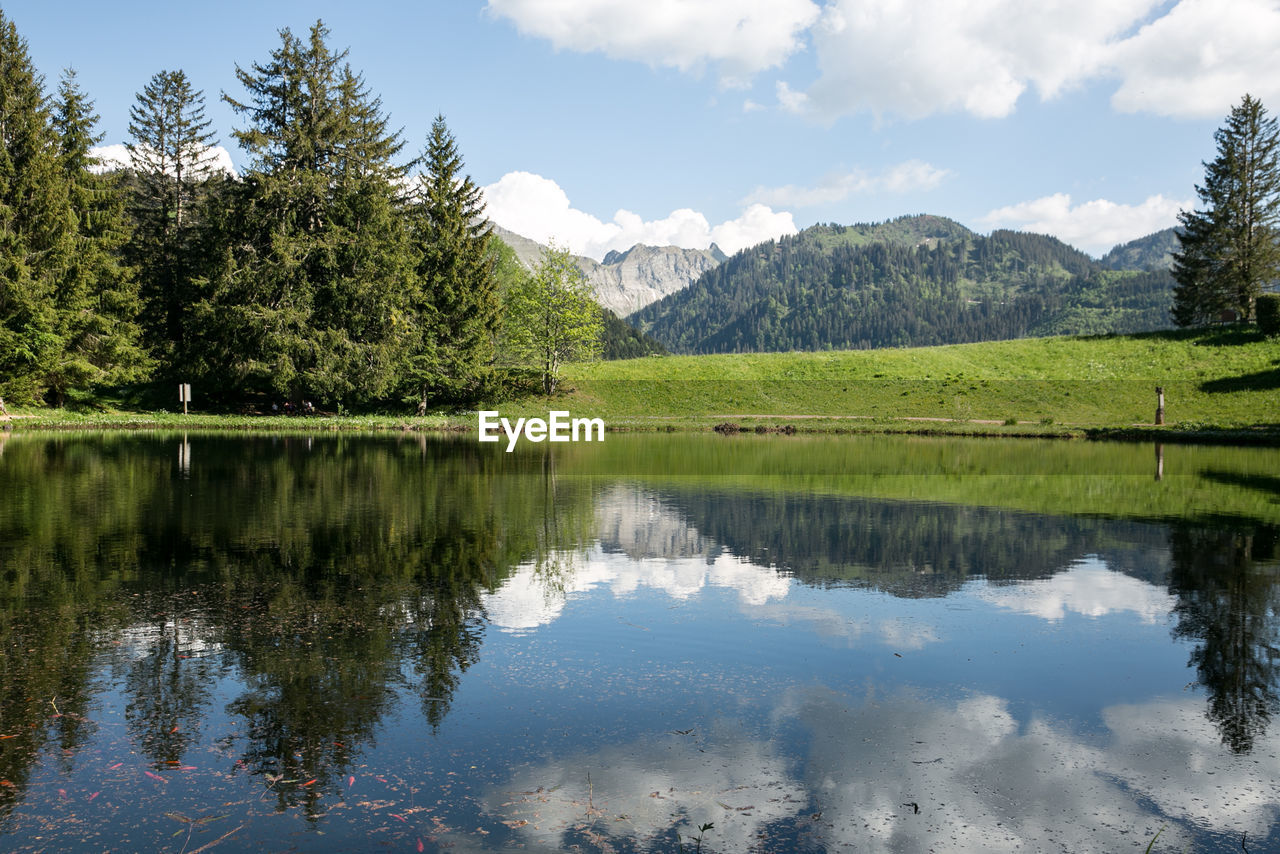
xmin=552 ymin=327 xmax=1280 ymax=432
xmin=629 ymin=215 xmax=1176 ymax=354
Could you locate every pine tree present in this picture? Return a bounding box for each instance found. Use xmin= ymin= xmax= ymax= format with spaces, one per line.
xmin=47 ymin=69 xmax=148 ymax=403
xmin=405 ymin=115 xmax=500 ymax=408
xmin=192 ymin=21 xmax=413 ymax=406
xmin=0 ymin=11 xmax=72 ymax=403
xmin=125 ymin=69 xmax=218 ymax=367
xmin=1173 ymin=94 xmax=1280 ymax=325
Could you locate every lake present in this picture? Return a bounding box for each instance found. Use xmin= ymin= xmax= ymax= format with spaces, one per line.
xmin=1 ymin=431 xmax=1278 ymax=852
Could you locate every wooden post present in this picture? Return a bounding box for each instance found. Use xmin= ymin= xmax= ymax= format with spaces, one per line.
xmin=1155 ymin=386 xmax=1164 ymax=425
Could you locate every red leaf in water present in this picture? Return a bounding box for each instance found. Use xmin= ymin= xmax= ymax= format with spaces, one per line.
xmin=417 ymin=838 xmax=424 ymax=852
xmin=347 ymin=776 xmax=355 ymax=787
xmin=391 ymin=814 xmax=406 ymax=822
xmin=145 ymin=771 xmax=166 ymax=783
xmin=170 ymin=726 xmax=179 ymax=733
xmin=58 ymin=789 xmax=67 ymax=799
xmin=377 ymin=776 xmax=388 ymax=783
xmin=302 ymin=778 xmax=317 ymax=787
xmin=88 ymin=792 xmax=100 ymax=802
xmin=0 ymin=734 xmax=18 ymax=740
xmin=180 ymin=766 xmax=196 ymax=771
xmin=108 ymin=763 xmax=123 ymax=771
xmin=0 ymin=781 xmax=15 ymax=788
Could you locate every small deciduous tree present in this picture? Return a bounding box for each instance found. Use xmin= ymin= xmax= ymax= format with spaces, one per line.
xmin=1173 ymin=94 xmax=1280 ymax=325
xmin=502 ymin=245 xmax=603 ymax=395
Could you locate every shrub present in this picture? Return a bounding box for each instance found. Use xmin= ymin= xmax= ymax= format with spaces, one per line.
xmin=1258 ymin=293 xmax=1280 ymax=336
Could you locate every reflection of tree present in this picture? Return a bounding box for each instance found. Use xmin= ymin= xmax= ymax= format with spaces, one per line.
xmin=664 ymin=490 xmax=1173 ymax=596
xmin=1170 ymin=524 xmax=1280 ymax=753
xmin=0 ymin=433 xmax=600 ymax=816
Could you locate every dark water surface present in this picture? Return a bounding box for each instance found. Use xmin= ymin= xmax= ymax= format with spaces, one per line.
xmin=1 ymin=432 xmax=1278 ymax=852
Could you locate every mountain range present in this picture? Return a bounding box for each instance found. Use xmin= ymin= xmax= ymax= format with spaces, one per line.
xmin=492 ymin=225 xmax=724 ymax=317
xmin=495 ymin=218 xmax=1182 ymax=356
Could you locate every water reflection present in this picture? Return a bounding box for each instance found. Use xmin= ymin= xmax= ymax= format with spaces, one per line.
xmin=0 ymin=434 xmax=1278 ymax=850
xmin=1170 ymin=524 xmax=1280 ymax=754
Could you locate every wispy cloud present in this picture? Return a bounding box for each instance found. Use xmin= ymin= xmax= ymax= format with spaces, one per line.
xmin=746 ymin=160 xmax=949 ymax=208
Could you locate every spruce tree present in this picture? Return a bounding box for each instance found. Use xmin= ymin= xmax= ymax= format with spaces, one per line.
xmin=405 ymin=115 xmax=499 ymax=407
xmin=194 ymin=21 xmax=413 ymax=405
xmin=0 ymin=11 xmax=72 ymax=403
xmin=1173 ymin=94 xmax=1280 ymax=325
xmin=125 ymin=69 xmax=218 ymax=367
xmin=47 ymin=69 xmax=148 ymax=403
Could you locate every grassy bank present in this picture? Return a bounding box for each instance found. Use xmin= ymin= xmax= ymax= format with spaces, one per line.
xmin=4 ymin=328 xmax=1278 ymax=440
xmin=544 ymin=327 xmax=1280 ymax=439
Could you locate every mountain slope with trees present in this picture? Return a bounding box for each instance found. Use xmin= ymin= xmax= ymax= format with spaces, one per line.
xmin=628 ymin=216 xmax=1177 ymax=354
xmin=1100 ymin=228 xmax=1180 ymax=271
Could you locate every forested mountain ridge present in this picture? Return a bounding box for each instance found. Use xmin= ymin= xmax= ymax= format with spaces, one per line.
xmin=627 ymin=215 xmax=1176 ymax=354
xmin=1100 ymin=227 xmax=1180 ymax=271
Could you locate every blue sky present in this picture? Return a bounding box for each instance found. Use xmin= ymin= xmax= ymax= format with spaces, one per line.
xmin=8 ymin=1 xmax=1278 ymax=259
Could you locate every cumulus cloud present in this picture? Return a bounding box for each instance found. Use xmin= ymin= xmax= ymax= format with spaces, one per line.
xmin=788 ymin=0 xmax=1161 ymax=120
xmin=1107 ymin=0 xmax=1280 ymax=118
xmin=747 ymin=159 xmax=949 ymax=208
xmin=482 ymin=171 xmax=797 ymax=259
xmin=485 ymin=1 xmax=1280 ymax=121
xmin=485 ymin=0 xmax=820 ymax=86
xmin=982 ymin=192 xmax=1191 ymax=256
xmin=89 ymin=143 xmax=237 ymax=177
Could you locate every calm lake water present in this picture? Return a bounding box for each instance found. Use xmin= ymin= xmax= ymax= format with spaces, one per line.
xmin=1 ymin=432 xmax=1278 ymax=853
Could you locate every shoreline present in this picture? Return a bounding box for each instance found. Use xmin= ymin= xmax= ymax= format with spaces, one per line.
xmin=5 ymin=411 xmax=1279 ymax=446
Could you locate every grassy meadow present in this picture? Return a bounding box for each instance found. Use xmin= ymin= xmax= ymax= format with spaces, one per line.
xmin=4 ymin=327 xmax=1278 ymax=440
xmin=545 ymin=327 xmax=1280 ymax=438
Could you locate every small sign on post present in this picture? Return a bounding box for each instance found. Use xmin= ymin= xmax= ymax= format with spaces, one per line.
xmin=179 ymin=383 xmax=192 ymax=415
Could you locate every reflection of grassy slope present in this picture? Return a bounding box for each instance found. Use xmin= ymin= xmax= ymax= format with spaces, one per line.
xmin=551 ymin=328 xmax=1280 ymax=428
xmin=543 ymin=433 xmax=1280 ymax=526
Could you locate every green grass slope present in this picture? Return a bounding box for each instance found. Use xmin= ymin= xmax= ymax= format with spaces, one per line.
xmin=550 ymin=327 xmax=1280 ymax=433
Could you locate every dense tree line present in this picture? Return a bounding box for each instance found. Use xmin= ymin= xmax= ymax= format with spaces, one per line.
xmin=0 ymin=14 xmax=603 ymax=409
xmin=630 ymin=220 xmax=1176 ymax=354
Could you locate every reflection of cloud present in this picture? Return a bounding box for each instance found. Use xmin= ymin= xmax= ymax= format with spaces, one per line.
xmin=749 ymin=601 xmax=942 ymax=650
xmin=481 ymin=549 xmax=791 ymax=633
xmin=483 ymin=722 xmax=807 ymax=853
xmin=790 ymin=688 xmax=1280 ymax=851
xmin=482 ymin=686 xmax=1280 ymax=851
xmin=976 ymin=559 xmax=1175 ymax=623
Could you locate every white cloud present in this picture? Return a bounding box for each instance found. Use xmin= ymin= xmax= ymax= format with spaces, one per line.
xmin=795 ymin=0 xmax=1161 ymax=120
xmin=482 ymin=170 xmax=797 ymax=258
xmin=89 ymin=143 xmax=237 ymax=177
xmin=485 ymin=0 xmax=821 ymax=86
xmin=486 ymin=0 xmax=1280 ymax=121
xmin=982 ymin=192 xmax=1191 ymax=256
xmin=747 ymin=159 xmax=949 ymax=208
xmin=1107 ymin=0 xmax=1280 ymax=118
